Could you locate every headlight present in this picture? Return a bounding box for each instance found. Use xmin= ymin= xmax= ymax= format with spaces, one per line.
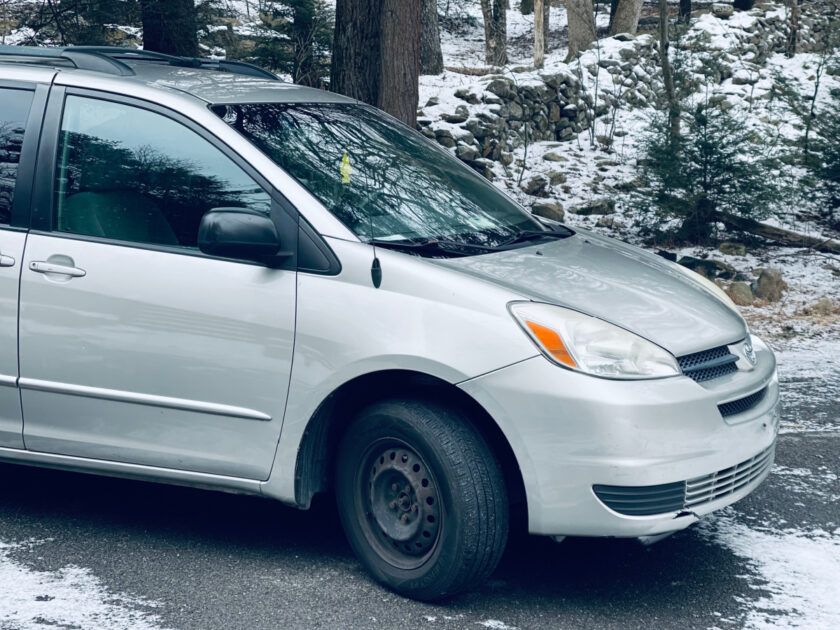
xmin=509 ymin=302 xmax=680 ymax=379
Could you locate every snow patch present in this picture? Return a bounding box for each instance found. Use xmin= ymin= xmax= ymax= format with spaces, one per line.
xmin=0 ymin=539 xmax=168 ymax=630
xmin=698 ymin=511 xmax=840 ymax=629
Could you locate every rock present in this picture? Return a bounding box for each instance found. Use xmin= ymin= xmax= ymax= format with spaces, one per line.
xmin=726 ymin=282 xmax=754 ymax=306
xmin=712 ymin=3 xmax=734 ymax=18
xmin=522 ymin=175 xmax=549 ymax=197
xmin=485 ymin=78 xmax=513 ymax=98
xmin=454 ymin=89 xmax=480 ymax=104
xmin=434 ymin=129 xmax=456 ymax=148
xmin=531 ymin=202 xmax=565 ymax=222
xmin=613 ymin=33 xmax=635 ymax=42
xmin=678 ymin=256 xmax=736 ymax=279
xmin=542 ymin=151 xmax=568 ymax=162
xmin=440 ymin=113 xmax=468 ymax=123
xmin=753 ymin=268 xmax=786 ymax=302
xmin=595 ymin=216 xmax=615 ymax=228
xmin=548 ymin=171 xmax=566 ymax=186
xmin=440 ymin=105 xmax=470 ymax=124
xmin=570 ymin=199 xmax=616 ymax=215
xmin=455 ymin=145 xmax=479 ymax=162
xmin=656 ymin=250 xmax=677 ymax=262
xmin=718 ymin=241 xmax=747 ymax=256
xmin=499 ymin=152 xmax=514 ymax=166
xmin=425 ymin=97 xmax=439 ymax=107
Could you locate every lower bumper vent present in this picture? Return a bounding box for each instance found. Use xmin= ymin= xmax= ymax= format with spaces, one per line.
xmin=593 ymin=444 xmax=774 ymax=516
xmin=718 ymin=387 xmax=767 ymax=418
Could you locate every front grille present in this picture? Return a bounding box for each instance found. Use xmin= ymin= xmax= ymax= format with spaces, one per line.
xmin=677 ymin=344 xmax=739 ymax=382
xmin=718 ymin=387 xmax=767 ymax=418
xmin=593 ymin=444 xmax=774 ymax=516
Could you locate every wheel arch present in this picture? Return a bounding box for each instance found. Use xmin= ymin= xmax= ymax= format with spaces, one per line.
xmin=293 ymin=369 xmax=527 ymax=522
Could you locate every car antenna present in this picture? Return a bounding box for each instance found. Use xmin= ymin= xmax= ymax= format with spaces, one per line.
xmin=348 ymin=105 xmax=382 ymax=289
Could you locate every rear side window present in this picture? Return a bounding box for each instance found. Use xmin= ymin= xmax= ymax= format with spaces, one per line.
xmin=0 ymin=88 xmax=35 ymax=224
xmin=54 ymin=95 xmax=270 ymax=249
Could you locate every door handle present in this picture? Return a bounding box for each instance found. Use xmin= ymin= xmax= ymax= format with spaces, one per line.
xmin=0 ymin=254 xmax=14 ymax=267
xmin=29 ymin=260 xmax=86 ymax=278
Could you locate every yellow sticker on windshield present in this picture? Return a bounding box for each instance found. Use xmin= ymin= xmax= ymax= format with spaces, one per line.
xmin=340 ymin=152 xmax=352 ymax=184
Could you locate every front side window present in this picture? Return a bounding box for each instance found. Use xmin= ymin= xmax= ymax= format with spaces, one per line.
xmin=55 ymin=95 xmax=270 ymax=249
xmin=0 ymin=88 xmax=35 ymax=224
xmin=213 ymin=103 xmax=544 ymax=249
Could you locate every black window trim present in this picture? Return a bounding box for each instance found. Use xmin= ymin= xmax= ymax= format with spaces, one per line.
xmin=0 ymin=80 xmax=49 ymax=230
xmin=30 ymin=86 xmax=340 ymax=274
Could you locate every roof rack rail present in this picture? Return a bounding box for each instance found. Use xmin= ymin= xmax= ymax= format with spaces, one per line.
xmin=0 ymin=45 xmax=280 ymax=81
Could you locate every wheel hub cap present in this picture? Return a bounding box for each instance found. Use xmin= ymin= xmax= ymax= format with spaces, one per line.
xmin=367 ymin=446 xmax=440 ymax=556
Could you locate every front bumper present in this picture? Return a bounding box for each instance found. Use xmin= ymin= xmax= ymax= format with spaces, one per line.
xmin=458 ymin=338 xmax=779 ymax=538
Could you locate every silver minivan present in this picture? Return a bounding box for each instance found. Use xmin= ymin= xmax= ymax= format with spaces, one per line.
xmin=0 ymin=46 xmax=779 ymax=600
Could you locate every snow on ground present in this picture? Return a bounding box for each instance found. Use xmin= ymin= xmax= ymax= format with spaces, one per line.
xmin=698 ymin=510 xmax=840 ymax=630
xmin=0 ymin=539 xmax=167 ymax=630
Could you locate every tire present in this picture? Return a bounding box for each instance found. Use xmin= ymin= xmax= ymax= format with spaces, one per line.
xmin=335 ymin=398 xmax=509 ymax=601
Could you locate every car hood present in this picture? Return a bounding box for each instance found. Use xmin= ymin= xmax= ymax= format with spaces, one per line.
xmin=432 ymin=230 xmax=746 ymax=357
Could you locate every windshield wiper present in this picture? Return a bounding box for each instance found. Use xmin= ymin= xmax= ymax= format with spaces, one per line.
xmin=367 ymin=238 xmax=498 ymax=257
xmin=497 ymin=226 xmax=575 ymax=249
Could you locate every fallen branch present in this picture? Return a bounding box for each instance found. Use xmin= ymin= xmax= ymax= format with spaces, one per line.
xmin=444 ymin=65 xmax=498 ymax=76
xmin=711 ymin=211 xmax=840 ymax=255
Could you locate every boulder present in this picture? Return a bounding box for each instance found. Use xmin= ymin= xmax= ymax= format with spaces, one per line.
xmin=522 ymin=175 xmax=549 ymax=197
xmin=531 ymin=202 xmax=565 ymax=222
xmin=753 ymin=268 xmax=786 ymax=302
xmin=542 ymin=151 xmax=568 ymax=162
xmin=726 ymin=282 xmax=754 ymax=306
xmin=678 ymin=256 xmax=736 ymax=279
xmin=712 ymin=3 xmax=734 ymax=18
xmin=455 ymin=145 xmax=479 ymax=162
xmin=548 ymin=171 xmax=567 ymax=186
xmin=570 ymin=199 xmax=616 ymax=215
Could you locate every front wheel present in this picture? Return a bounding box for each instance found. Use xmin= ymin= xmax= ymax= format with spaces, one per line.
xmin=335 ymin=399 xmax=509 ymax=600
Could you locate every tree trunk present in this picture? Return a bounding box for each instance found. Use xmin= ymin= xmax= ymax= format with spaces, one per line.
xmin=609 ymin=0 xmax=620 ymax=32
xmin=420 ymin=0 xmax=444 ymax=74
xmin=679 ymin=0 xmax=691 ymax=23
xmin=566 ymin=0 xmax=596 ymax=59
xmin=140 ymin=0 xmax=198 ymax=57
xmin=480 ymin=0 xmax=507 ymax=66
xmin=733 ymin=0 xmax=754 ymax=10
xmin=520 ymin=0 xmax=534 ymax=14
xmin=710 ymin=211 xmax=840 ymax=254
xmin=379 ymin=0 xmax=421 ymax=126
xmin=786 ymin=0 xmax=800 ymax=57
xmin=331 ymin=0 xmax=421 ymax=127
xmin=658 ymin=0 xmax=679 ymax=140
xmin=534 ymin=0 xmax=545 ymax=67
xmin=543 ymin=0 xmax=550 ymax=51
xmin=610 ymin=0 xmax=644 ymax=35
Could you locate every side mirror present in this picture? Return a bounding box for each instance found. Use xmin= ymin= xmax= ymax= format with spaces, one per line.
xmin=198 ymin=207 xmax=283 ymax=262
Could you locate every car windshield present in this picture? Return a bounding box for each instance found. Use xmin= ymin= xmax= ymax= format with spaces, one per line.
xmin=212 ymin=102 xmax=547 ymax=249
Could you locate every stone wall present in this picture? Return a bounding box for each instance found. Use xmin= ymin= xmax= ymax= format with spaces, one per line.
xmin=417 ymin=70 xmax=590 ymax=179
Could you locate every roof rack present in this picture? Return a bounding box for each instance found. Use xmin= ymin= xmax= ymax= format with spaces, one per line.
xmin=0 ymin=45 xmax=281 ymax=81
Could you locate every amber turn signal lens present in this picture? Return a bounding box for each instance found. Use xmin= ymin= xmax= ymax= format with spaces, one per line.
xmin=525 ymin=321 xmax=578 ymax=368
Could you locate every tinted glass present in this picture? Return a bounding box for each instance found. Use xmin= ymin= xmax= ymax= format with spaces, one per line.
xmin=214 ymin=103 xmax=541 ymax=247
xmin=0 ymin=88 xmax=34 ymax=224
xmin=55 ymin=96 xmax=270 ymax=249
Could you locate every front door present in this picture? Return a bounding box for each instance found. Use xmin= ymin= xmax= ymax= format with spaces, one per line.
xmin=0 ymin=83 xmax=43 ymax=449
xmin=18 ymin=92 xmax=296 ymax=479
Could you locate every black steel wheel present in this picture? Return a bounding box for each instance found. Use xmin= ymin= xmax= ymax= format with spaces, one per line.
xmin=335 ymin=399 xmax=508 ymax=601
